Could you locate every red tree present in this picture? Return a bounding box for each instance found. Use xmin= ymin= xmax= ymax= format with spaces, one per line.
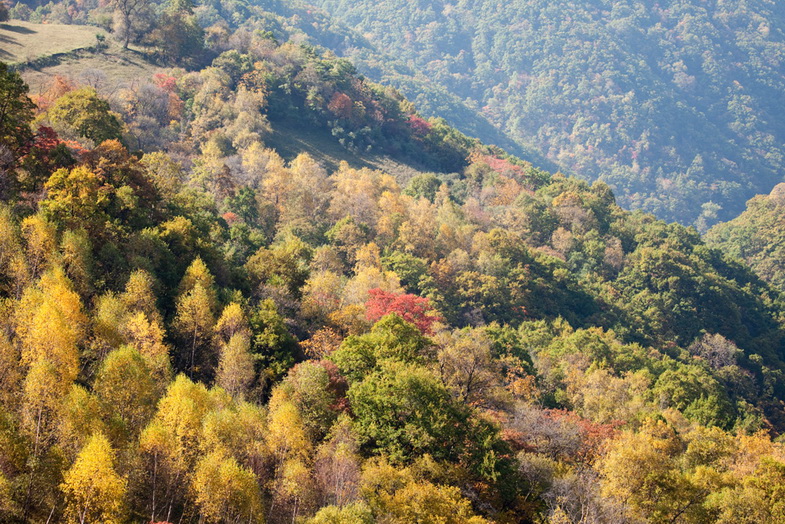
xmin=327 ymin=92 xmax=354 ymax=120
xmin=365 ymin=288 xmax=441 ymax=334
xmin=408 ymin=114 xmax=432 ymax=136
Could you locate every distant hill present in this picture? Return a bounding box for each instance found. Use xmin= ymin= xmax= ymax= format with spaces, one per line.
xmin=305 ymin=0 xmax=785 ymax=228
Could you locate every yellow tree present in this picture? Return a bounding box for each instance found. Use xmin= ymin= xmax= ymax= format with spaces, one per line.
xmin=174 ymin=283 xmax=216 ymax=377
xmin=93 ymin=346 xmax=158 ymax=440
xmin=199 ymin=402 xmax=268 ymax=474
xmin=359 ymin=459 xmax=489 ymax=523
xmin=0 ymin=333 xmax=21 ymax=411
xmin=20 ymin=213 xmax=56 ymax=280
xmin=16 ymin=268 xmax=86 ymax=468
xmin=599 ymin=419 xmax=708 ymax=522
xmin=0 ymin=203 xmax=29 ymax=297
xmin=57 ymin=384 xmax=105 ymax=461
xmin=90 ymin=292 xmax=127 ymax=363
xmin=40 ymin=165 xmax=110 ymax=231
xmin=139 ymin=374 xmax=219 ymax=522
xmin=174 ymin=258 xmax=218 ymax=377
xmin=121 ymin=269 xmax=162 ymax=326
xmin=214 ymin=302 xmax=250 ymax=342
xmin=61 ymin=432 xmax=127 ymax=524
xmin=191 ymin=450 xmax=263 ymax=523
xmin=267 ymin=386 xmax=314 ymax=519
xmin=276 ymin=153 xmax=331 ymax=236
xmin=435 ymin=328 xmax=508 ymax=408
xmin=123 ymin=311 xmax=172 ymax=387
xmin=60 ymin=229 xmax=93 ymax=298
xmin=216 ymin=333 xmax=255 ymax=399
xmin=178 ymin=256 xmax=217 ymax=309
xmin=21 ymin=360 xmax=65 ymax=457
xmin=16 ymin=267 xmax=85 ymax=381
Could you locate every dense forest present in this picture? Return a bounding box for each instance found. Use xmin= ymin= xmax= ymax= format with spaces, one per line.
xmin=3 ymin=0 xmax=785 ymax=522
xmin=305 ymin=0 xmax=785 ymax=229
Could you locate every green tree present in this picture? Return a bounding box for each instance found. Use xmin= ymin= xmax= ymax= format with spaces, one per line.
xmin=0 ymin=62 xmax=34 ymax=156
xmin=47 ymin=88 xmax=123 ymax=144
xmin=348 ymin=360 xmax=464 ymax=463
xmin=331 ymin=314 xmax=430 ymax=383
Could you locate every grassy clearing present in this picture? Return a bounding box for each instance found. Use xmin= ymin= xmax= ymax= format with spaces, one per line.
xmin=21 ymin=47 xmax=164 ymax=95
xmin=0 ymin=21 xmax=105 ymax=64
xmin=267 ymin=119 xmax=429 ymax=183
xmin=0 ymin=20 xmax=163 ymax=94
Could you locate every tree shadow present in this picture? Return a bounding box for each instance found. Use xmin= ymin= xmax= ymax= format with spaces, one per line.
xmin=0 ymin=32 xmax=20 ymax=60
xmin=0 ymin=24 xmax=37 ymax=34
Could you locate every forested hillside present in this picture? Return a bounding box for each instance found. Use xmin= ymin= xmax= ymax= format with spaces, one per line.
xmin=707 ymin=183 xmax=785 ymax=293
xmin=3 ymin=0 xmax=785 ymax=522
xmin=306 ymin=0 xmax=785 ymax=229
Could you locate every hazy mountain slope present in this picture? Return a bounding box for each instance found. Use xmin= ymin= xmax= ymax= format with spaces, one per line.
xmin=305 ymin=0 xmax=785 ymax=228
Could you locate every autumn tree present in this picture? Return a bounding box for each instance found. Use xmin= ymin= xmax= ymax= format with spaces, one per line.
xmin=599 ymin=420 xmax=708 ymax=522
xmin=192 ymin=450 xmax=263 ymax=523
xmin=0 ymin=333 xmax=21 ymax=411
xmin=0 ymin=204 xmax=29 ymax=297
xmin=435 ymin=327 xmax=507 ymax=408
xmin=315 ymin=415 xmax=361 ymax=507
xmin=56 ymin=385 xmax=105 ymax=461
xmin=266 ymin=386 xmax=315 ymax=520
xmin=173 ymin=258 xmax=218 ymax=378
xmin=40 ymin=166 xmax=110 ymax=231
xmin=20 ymin=213 xmax=56 ymax=280
xmin=93 ymin=346 xmax=158 ymax=439
xmin=365 ymin=288 xmax=441 ymax=334
xmin=216 ymin=333 xmax=255 ymax=399
xmin=61 ymin=432 xmax=127 ymax=524
xmin=359 ymin=458 xmax=489 ymax=523
xmin=121 ymin=269 xmax=162 ymax=325
xmin=139 ymin=375 xmax=216 ymax=522
xmin=111 ymin=0 xmax=150 ymax=48
xmin=16 ymin=267 xmax=85 ymax=384
xmin=124 ymin=312 xmax=172 ymax=386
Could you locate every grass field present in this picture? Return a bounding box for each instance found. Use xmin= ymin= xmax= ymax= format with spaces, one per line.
xmin=0 ymin=21 xmax=104 ymax=64
xmin=0 ymin=20 xmax=163 ymax=94
xmin=267 ymin=118 xmax=430 ymax=183
xmin=21 ymin=48 xmax=163 ymax=95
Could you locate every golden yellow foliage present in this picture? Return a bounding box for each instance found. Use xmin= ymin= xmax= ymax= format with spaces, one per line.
xmin=61 ymin=432 xmax=127 ymax=524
